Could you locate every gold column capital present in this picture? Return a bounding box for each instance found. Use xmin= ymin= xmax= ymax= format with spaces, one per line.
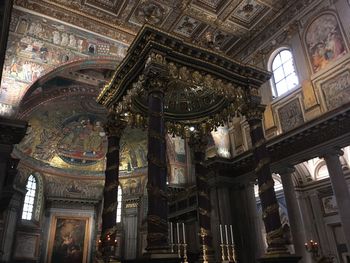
xmin=103 ymin=113 xmax=127 ymax=137
xmin=244 ymin=104 xmax=266 ymax=122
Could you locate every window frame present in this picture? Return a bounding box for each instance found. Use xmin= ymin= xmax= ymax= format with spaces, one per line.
xmin=116 ymin=185 xmax=122 ymax=223
xmin=268 ymin=47 xmax=299 ymax=99
xmin=22 ymin=174 xmax=37 ymax=221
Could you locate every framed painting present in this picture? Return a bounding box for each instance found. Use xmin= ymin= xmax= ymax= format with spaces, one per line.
xmin=321 ymin=195 xmax=338 ymax=216
xmin=47 ymin=216 xmax=90 ymax=263
xmin=304 ymin=12 xmax=348 ymax=73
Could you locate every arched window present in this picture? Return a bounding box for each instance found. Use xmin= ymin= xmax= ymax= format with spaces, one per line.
xmin=22 ymin=175 xmax=37 ymax=220
xmin=270 ymin=49 xmax=299 ymax=98
xmin=116 ymin=185 xmax=122 ymax=223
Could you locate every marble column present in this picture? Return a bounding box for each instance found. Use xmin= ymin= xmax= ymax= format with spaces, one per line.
xmin=144 ymin=57 xmax=169 ymax=253
xmin=124 ymin=199 xmax=139 ymax=260
xmin=246 ymin=181 xmax=266 ymax=258
xmin=101 ymin=115 xmax=125 ymax=248
xmin=188 ymin=135 xmax=214 ymax=260
xmin=323 ymin=150 xmax=350 ymax=251
xmin=246 ymin=105 xmax=298 ymax=262
xmin=277 ymin=167 xmax=310 ymax=263
xmin=230 ymin=181 xmax=265 ymax=263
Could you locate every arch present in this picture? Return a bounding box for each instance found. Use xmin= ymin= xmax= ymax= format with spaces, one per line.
xmin=20 ymin=57 xmax=119 ymax=102
xmin=294 ymin=163 xmax=313 ymax=186
xmin=268 ymin=47 xmax=299 ymax=98
xmin=16 ymin=57 xmax=120 ymax=118
xmin=314 ymin=160 xmax=329 ymax=181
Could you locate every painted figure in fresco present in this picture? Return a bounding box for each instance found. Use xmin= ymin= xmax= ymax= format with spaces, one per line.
xmin=306 ymin=14 xmax=347 ymax=72
xmin=52 ymin=31 xmax=61 ymax=45
xmin=61 ymin=33 xmax=69 ymax=46
xmin=69 ymin=35 xmax=77 ymax=49
xmin=58 ymin=116 xmax=106 ymax=163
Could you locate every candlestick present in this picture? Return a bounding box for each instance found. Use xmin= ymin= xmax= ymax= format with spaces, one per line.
xmin=225 ymin=225 xmax=229 ymax=245
xmin=200 ymin=228 xmax=208 ymax=263
xmin=170 ymin=222 xmax=174 ymax=253
xmin=182 ymin=223 xmax=186 ymax=243
xmin=183 ymin=243 xmax=189 ymax=263
xmin=231 ymin=244 xmax=236 ymax=263
xmin=220 ymin=224 xmax=223 ymax=244
xmin=230 ymin=225 xmax=234 ymax=245
xmin=220 ymin=244 xmax=226 ymax=261
xmin=176 ymin=223 xmax=180 ymax=244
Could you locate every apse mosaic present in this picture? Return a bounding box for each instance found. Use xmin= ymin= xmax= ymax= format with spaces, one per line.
xmin=57 ymin=114 xmax=107 ymax=166
xmin=305 ymin=13 xmax=347 ymax=73
xmin=17 ymin=94 xmax=148 ymax=174
xmin=0 ymin=9 xmax=126 ymax=116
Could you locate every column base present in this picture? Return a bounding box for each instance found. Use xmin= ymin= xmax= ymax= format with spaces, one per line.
xmin=257 ymin=255 xmax=301 ymax=263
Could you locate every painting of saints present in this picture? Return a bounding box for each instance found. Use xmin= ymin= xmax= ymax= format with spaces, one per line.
xmin=49 ymin=217 xmax=89 ymax=263
xmin=305 ymin=13 xmax=347 ymax=72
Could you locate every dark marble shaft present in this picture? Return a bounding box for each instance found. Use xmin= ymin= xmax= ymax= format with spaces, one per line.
xmin=248 ymin=117 xmax=287 ymax=254
xmin=102 ymin=134 xmax=121 ymax=239
xmin=146 ymin=89 xmax=168 ymax=251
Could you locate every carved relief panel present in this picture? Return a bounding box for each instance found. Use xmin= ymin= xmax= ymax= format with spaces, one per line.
xmin=277 ymin=98 xmax=304 ymax=133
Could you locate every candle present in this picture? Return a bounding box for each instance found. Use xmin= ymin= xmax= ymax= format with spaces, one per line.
xmin=182 ymin=223 xmax=186 ymax=243
xmin=176 ymin=223 xmax=180 ymax=244
xmin=219 ymin=224 xmax=223 ymax=244
xmin=170 ymin=222 xmax=173 ymax=244
xmin=230 ymin=225 xmax=234 ymax=245
xmin=225 ymin=225 xmax=228 ymax=245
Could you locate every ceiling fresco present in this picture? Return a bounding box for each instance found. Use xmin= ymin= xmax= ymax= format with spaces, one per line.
xmin=1 ymin=0 xmax=318 ymax=116
xmin=12 ymin=0 xmax=314 ymax=59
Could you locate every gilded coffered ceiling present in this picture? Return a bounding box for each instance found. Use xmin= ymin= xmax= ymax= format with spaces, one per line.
xmin=13 ymin=0 xmax=314 ymax=60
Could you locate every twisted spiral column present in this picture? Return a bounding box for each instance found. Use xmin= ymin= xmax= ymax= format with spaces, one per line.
xmin=189 ymin=135 xmax=214 ymax=258
xmin=246 ymin=105 xmax=289 ymax=257
xmin=144 ymin=59 xmax=169 ymax=252
xmin=101 ymin=115 xmax=126 ymax=247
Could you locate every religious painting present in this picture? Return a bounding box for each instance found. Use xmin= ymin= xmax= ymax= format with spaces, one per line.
xmin=321 ymin=195 xmax=338 ymax=216
xmin=57 ymin=114 xmax=107 ymax=165
xmin=305 ymin=13 xmax=347 ymax=73
xmin=320 ymin=70 xmax=350 ymax=111
xmin=170 ymin=136 xmax=186 ymax=163
xmin=47 ymin=216 xmax=90 ymax=263
xmin=211 ymin=126 xmax=231 ymax=158
xmin=172 ymin=167 xmax=186 ymax=184
xmin=119 ymin=128 xmax=147 ymax=171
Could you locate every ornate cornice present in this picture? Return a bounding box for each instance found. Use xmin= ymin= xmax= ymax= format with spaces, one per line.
xmin=206 ymin=102 xmax=350 ymax=176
